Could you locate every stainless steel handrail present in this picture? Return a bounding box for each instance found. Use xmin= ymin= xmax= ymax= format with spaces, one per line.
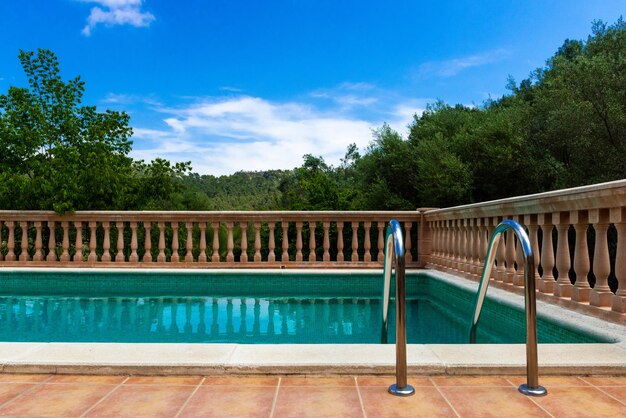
xmin=470 ymin=219 xmax=547 ymax=396
xmin=381 ymin=220 xmax=415 ymax=396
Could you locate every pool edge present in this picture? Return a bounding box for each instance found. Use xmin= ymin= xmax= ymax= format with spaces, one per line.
xmin=1 ymin=342 xmax=625 ymax=376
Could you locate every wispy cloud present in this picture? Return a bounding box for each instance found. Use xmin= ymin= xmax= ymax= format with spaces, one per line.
xmin=418 ymin=49 xmax=509 ymax=77
xmin=129 ymin=89 xmax=428 ymax=175
xmin=80 ymin=0 xmax=155 ymax=36
xmin=101 ymin=92 xmax=161 ymax=106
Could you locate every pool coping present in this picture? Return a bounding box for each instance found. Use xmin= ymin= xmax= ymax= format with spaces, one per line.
xmin=0 ymin=268 xmax=625 ymax=376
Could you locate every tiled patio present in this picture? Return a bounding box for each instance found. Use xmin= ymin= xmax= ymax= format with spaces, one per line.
xmin=0 ymin=374 xmax=623 ymax=417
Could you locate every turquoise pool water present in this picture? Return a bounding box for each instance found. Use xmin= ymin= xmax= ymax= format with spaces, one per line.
xmin=0 ymin=271 xmax=605 ymax=344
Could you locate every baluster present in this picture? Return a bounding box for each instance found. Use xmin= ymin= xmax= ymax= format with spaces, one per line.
xmin=268 ymin=223 xmax=276 ymax=262
xmin=144 ymin=222 xmax=153 ymax=262
xmin=226 ymin=222 xmax=235 ymax=262
xmin=60 ymin=221 xmax=70 ymax=262
xmin=611 ymin=207 xmax=626 ymax=312
xmin=295 ymin=222 xmax=303 ymax=261
xmin=323 ymin=221 xmax=331 ymax=262
xmin=254 ymin=222 xmax=261 ymax=262
xmin=19 ymin=221 xmax=29 ymax=261
xmin=157 ymin=222 xmax=166 ymax=262
xmin=337 ymin=222 xmax=345 ymax=262
xmin=377 ymin=222 xmax=384 ymax=262
xmin=459 ymin=219 xmax=467 ymax=272
xmin=487 ymin=219 xmax=496 ymax=280
xmin=308 ymin=222 xmax=316 ymax=262
xmin=211 ymin=222 xmax=220 ymax=262
xmin=185 ymin=222 xmax=194 ymax=262
xmin=282 ymin=222 xmax=289 ymax=262
xmin=571 ymin=211 xmax=591 ymax=302
xmin=364 ymin=221 xmax=372 ymax=262
xmin=130 ymin=222 xmax=139 ymax=262
xmin=351 ymin=221 xmax=359 ymax=262
xmin=404 ymin=222 xmax=412 ymax=263
xmin=449 ymin=219 xmax=457 ymax=270
xmin=198 ymin=222 xmax=207 ymax=262
xmin=102 ymin=221 xmax=111 ymax=262
xmin=33 ymin=221 xmax=43 ymax=261
xmin=45 ymin=221 xmax=55 ymax=262
xmin=513 ymin=217 xmax=525 ymax=286
xmin=504 ymin=222 xmax=516 ymax=284
xmin=589 ymin=209 xmax=612 ymax=307
xmin=240 ymin=222 xmax=248 ymax=263
xmin=88 ymin=221 xmax=98 ymax=262
xmin=467 ymin=219 xmax=475 ymax=275
xmin=479 ymin=219 xmax=488 ymax=274
xmin=74 ymin=221 xmax=83 ymax=263
xmin=448 ymin=220 xmax=456 ymax=270
xmin=554 ymin=212 xmax=573 ymax=298
xmin=115 ymin=221 xmax=125 ymax=262
xmin=538 ymin=213 xmax=555 ymax=294
xmin=524 ymin=214 xmax=541 ymax=288
xmin=171 ymin=222 xmax=180 ymax=262
xmin=0 ymin=221 xmax=3 ymax=261
xmin=494 ymin=218 xmax=507 ymax=282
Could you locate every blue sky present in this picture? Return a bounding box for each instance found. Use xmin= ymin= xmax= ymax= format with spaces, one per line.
xmin=1 ymin=1 xmax=624 ymax=175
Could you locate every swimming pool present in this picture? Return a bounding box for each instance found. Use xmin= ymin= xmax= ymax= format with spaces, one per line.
xmin=0 ymin=269 xmax=610 ymax=345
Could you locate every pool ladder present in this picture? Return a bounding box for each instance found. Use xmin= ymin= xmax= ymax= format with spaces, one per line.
xmin=470 ymin=219 xmax=547 ymax=396
xmin=381 ymin=220 xmax=414 ymax=396
xmin=382 ymin=219 xmax=547 ymax=397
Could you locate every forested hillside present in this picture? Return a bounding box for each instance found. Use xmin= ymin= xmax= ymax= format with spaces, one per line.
xmin=1 ymin=20 xmax=624 ymax=213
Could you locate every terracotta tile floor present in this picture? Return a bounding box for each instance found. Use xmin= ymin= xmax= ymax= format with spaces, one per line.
xmin=0 ymin=374 xmax=623 ymax=417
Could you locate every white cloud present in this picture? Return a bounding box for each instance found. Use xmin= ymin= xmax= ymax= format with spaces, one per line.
xmin=127 ymin=82 xmax=431 ymax=175
xmin=418 ymin=49 xmax=509 ymax=77
xmin=80 ymin=0 xmax=155 ymax=36
xmin=131 ymin=96 xmax=376 ymax=175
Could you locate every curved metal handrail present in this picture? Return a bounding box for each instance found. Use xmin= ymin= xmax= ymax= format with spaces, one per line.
xmin=470 ymin=219 xmax=547 ymax=396
xmin=381 ymin=220 xmax=415 ymax=396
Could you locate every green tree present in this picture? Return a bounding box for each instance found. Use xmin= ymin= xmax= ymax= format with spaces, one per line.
xmin=0 ymin=49 xmax=134 ymax=213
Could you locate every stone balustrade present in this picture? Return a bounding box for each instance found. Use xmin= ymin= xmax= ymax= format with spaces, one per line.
xmin=423 ymin=179 xmax=626 ymax=317
xmin=0 ymin=211 xmax=420 ymax=268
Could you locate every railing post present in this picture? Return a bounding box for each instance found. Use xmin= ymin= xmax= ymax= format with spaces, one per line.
xmin=295 ymin=222 xmax=303 ymax=262
xmin=323 ymin=221 xmax=331 ymax=262
xmin=172 ymin=222 xmax=180 ymax=262
xmin=226 ymin=221 xmax=235 ymax=262
xmin=185 ymin=222 xmax=194 ymax=262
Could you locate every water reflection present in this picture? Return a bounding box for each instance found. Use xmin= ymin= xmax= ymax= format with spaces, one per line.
xmin=0 ymin=296 xmax=385 ymax=344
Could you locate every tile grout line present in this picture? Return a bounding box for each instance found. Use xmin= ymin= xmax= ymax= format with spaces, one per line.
xmin=354 ymin=376 xmax=367 ymax=418
xmin=581 ymin=382 xmax=626 ymax=407
xmin=79 ymin=376 xmax=130 ymax=418
xmin=505 ymin=378 xmax=554 ymax=418
xmin=174 ymin=377 xmax=206 ymax=418
xmin=0 ymin=374 xmax=55 ymax=411
xmin=430 ymin=377 xmax=461 ymax=418
xmin=269 ymin=377 xmax=281 ymax=418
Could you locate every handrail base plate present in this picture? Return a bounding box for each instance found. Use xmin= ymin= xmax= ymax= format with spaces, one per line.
xmin=518 ymin=384 xmax=548 ymax=397
xmin=388 ymin=384 xmax=415 ymax=397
